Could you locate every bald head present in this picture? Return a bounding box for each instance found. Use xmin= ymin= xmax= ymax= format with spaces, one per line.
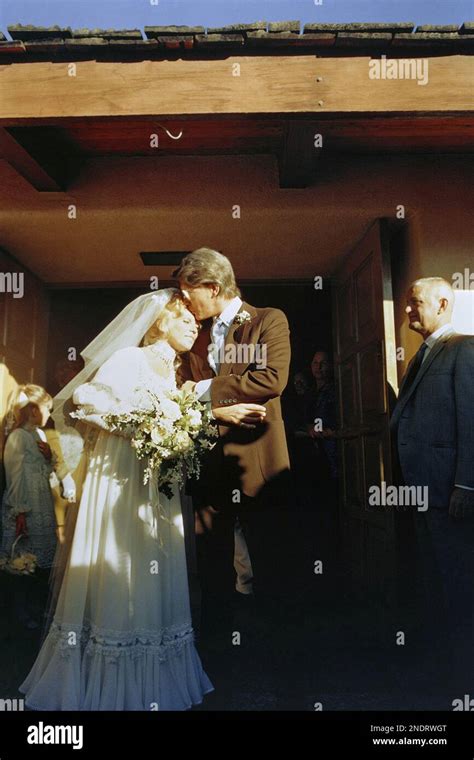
xmin=406 ymin=277 xmax=454 ymax=338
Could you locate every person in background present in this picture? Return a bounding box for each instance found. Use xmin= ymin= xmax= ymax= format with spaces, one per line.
xmin=391 ymin=277 xmax=474 ymax=691
xmin=42 ymin=421 xmax=81 ymax=546
xmin=41 ymin=420 xmax=85 ymax=637
xmin=1 ymin=384 xmax=75 ymax=627
xmin=289 ymin=370 xmax=313 ymax=433
xmin=294 ymin=371 xmax=311 ymax=397
xmin=282 ymin=369 xmax=314 ymax=506
xmin=42 ymin=360 xmax=87 ymax=630
xmin=306 ymin=350 xmax=338 ymax=481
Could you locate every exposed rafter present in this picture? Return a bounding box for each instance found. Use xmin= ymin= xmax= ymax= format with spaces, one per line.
xmin=0 ymin=126 xmax=82 ymax=191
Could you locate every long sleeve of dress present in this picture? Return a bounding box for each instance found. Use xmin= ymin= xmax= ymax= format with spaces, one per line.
xmin=72 ymin=347 xmax=142 ymax=432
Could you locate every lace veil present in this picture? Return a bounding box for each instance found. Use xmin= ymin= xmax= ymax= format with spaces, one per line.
xmin=52 ymin=288 xmax=179 ymax=472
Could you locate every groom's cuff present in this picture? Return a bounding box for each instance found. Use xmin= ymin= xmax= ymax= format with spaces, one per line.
xmin=195 ymin=379 xmax=212 ymax=402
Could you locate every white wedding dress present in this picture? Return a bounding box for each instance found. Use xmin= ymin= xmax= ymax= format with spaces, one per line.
xmin=20 ymin=345 xmax=213 ymax=711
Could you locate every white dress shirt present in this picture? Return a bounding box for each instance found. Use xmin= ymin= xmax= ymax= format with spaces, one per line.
xmin=420 ymin=322 xmax=453 ymax=363
xmin=195 ymin=297 xmax=243 ymax=402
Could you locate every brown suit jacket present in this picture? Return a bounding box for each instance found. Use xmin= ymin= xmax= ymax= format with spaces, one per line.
xmin=179 ymin=301 xmax=291 ymax=503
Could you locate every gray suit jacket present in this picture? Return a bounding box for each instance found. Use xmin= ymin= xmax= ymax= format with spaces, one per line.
xmin=390 ymin=329 xmax=474 ymax=508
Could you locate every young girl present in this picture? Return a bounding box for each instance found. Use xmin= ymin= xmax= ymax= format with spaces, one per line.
xmin=1 ymin=385 xmax=75 ymax=625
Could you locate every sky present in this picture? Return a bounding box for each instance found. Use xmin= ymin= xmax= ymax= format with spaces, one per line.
xmin=0 ymin=0 xmax=473 ymax=37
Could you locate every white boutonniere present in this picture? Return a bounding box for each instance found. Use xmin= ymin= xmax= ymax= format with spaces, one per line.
xmin=234 ymin=310 xmax=252 ymax=326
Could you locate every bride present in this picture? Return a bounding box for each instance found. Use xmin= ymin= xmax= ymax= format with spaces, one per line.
xmin=20 ymin=289 xmax=265 ymax=711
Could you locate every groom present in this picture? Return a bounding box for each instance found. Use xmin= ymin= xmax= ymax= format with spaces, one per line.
xmin=174 ymin=248 xmax=291 ymax=626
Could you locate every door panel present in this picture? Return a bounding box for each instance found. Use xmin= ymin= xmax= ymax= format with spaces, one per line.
xmin=340 ymin=359 xmax=358 ymax=427
xmin=342 ymin=437 xmax=363 ymax=513
xmin=359 ymin=341 xmax=386 ymax=424
xmin=338 ymin=280 xmax=355 ymax=353
xmin=333 ymin=219 xmax=398 ymax=602
xmin=354 ymin=255 xmax=377 ymax=343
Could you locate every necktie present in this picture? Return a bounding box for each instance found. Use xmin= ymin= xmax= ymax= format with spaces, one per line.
xmin=401 ymin=342 xmax=428 ymax=396
xmin=208 ymin=318 xmax=227 ymax=374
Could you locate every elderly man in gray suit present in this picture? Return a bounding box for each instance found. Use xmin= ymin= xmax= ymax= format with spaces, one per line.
xmin=391 ymin=277 xmax=474 ymax=693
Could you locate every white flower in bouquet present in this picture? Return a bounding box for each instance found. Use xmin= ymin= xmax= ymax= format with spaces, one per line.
xmin=160 ymin=398 xmax=182 ymax=422
xmin=186 ymin=409 xmax=202 ymax=428
xmin=174 ymin=430 xmax=193 ymax=452
xmin=158 ymin=417 xmax=175 ymax=435
xmin=150 ymin=425 xmax=165 ymax=445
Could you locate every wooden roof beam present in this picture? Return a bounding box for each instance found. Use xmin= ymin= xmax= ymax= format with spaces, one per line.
xmin=0 ymin=126 xmax=81 ymax=191
xmin=0 ymin=55 xmax=471 ymax=122
xmin=278 ymin=122 xmax=321 ymax=188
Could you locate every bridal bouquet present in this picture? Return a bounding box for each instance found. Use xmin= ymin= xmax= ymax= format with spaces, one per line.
xmin=103 ymin=389 xmax=217 ymax=498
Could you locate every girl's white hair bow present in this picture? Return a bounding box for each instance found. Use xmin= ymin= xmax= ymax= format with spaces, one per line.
xmin=16 ymin=391 xmax=30 ymax=408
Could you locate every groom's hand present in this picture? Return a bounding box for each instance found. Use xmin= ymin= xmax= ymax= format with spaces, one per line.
xmin=212 ymin=403 xmax=266 ymax=429
xmin=195 ymin=506 xmax=219 ymax=534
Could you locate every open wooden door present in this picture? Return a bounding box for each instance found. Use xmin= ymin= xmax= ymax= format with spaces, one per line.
xmin=333 ymin=219 xmax=399 ymax=603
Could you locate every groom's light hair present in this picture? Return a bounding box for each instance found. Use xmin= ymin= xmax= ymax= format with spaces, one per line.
xmin=173 ymin=248 xmax=241 ymax=298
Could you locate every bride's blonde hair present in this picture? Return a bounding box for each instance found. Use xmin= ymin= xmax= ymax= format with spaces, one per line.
xmin=141 ymin=292 xmax=190 ymax=347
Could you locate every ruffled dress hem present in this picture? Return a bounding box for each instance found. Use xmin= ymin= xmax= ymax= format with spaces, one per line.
xmin=20 ymin=621 xmax=213 ymax=711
